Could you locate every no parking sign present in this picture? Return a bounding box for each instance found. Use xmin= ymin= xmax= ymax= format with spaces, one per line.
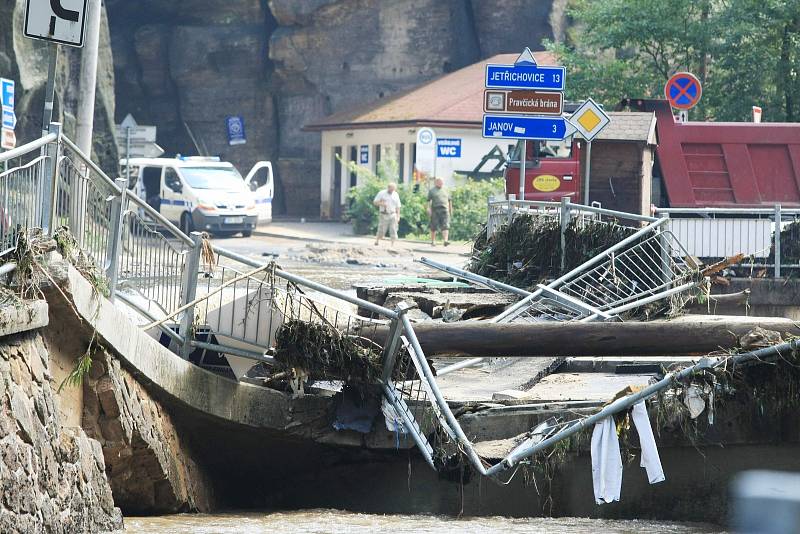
xmin=665 ymin=72 xmax=702 ymax=110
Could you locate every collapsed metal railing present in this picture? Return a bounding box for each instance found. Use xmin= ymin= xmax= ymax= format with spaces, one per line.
xmin=4 ymin=128 xmax=780 ymax=482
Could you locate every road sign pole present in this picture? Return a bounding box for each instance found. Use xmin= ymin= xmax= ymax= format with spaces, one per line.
xmin=583 ymin=140 xmax=592 ymax=205
xmin=41 ymin=44 xmax=58 ymax=136
xmin=125 ymin=126 xmax=131 ymax=185
xmin=519 ymin=140 xmax=526 ymax=200
xmin=75 ymin=0 xmax=101 ymax=155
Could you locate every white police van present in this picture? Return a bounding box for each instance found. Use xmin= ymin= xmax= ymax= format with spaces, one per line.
xmin=121 ymin=156 xmax=273 ymax=237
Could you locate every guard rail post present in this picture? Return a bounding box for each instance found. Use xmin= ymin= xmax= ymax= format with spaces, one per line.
xmin=104 ymin=178 xmax=127 ymax=300
xmin=40 ymin=123 xmax=62 ymax=234
xmin=658 ymin=211 xmax=671 ymax=284
xmin=381 ymin=302 xmax=410 ymax=382
xmin=506 ymin=194 xmax=515 ymax=225
xmin=179 ymin=231 xmax=203 ymax=359
xmin=560 ymin=196 xmax=570 ymax=272
xmin=774 ymin=204 xmax=782 ymax=278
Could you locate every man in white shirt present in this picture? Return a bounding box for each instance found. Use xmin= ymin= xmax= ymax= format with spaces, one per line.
xmin=373 ymin=182 xmax=401 ymax=246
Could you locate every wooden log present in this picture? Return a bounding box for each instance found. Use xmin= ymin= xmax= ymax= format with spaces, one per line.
xmin=364 ymin=318 xmax=800 ymax=357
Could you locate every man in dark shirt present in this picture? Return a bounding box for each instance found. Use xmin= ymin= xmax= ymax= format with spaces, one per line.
xmin=427 ymin=178 xmax=452 ymax=246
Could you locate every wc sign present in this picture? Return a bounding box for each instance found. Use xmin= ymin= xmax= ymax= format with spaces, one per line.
xmin=436 ymin=138 xmax=461 ymax=158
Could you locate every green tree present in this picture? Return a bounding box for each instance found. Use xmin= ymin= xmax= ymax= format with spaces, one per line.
xmin=547 ymin=0 xmax=800 ymax=121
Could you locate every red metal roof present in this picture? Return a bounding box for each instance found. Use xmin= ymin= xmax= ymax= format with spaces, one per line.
xmin=304 ymin=52 xmax=557 ymax=131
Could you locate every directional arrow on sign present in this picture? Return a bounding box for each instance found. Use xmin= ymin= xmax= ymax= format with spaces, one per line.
xmin=482 ymin=114 xmax=577 ymax=141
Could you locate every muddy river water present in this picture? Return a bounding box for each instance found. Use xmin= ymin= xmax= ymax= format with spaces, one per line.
xmin=125 ymin=509 xmax=725 ymax=533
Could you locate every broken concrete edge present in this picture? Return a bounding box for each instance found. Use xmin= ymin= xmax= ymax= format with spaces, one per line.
xmin=0 ymin=300 xmax=49 ymax=337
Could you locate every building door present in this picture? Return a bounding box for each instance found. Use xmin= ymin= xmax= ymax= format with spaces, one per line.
xmin=332 ymin=146 xmax=343 ymax=219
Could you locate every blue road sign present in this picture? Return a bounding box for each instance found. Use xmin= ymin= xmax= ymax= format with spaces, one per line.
xmin=226 ymin=116 xmax=246 ymax=146
xmin=2 ymin=108 xmax=16 ymax=130
xmin=485 ymin=64 xmax=565 ymax=91
xmin=482 ymin=114 xmax=576 ymax=141
xmin=1 ymin=78 xmax=13 ymax=109
xmin=437 ymin=138 xmax=461 ymax=158
xmin=359 ymin=145 xmax=369 ymax=164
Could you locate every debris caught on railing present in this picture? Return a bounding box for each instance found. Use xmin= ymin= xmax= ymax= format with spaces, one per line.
xmin=273 ymin=319 xmax=384 ymax=385
xmin=470 ymin=214 xmax=636 ymax=288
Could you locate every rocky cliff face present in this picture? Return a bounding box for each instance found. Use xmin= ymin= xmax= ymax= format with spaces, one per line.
xmin=107 ymin=0 xmax=565 ymax=216
xmin=0 ymin=331 xmax=122 ymax=533
xmin=0 ymin=0 xmax=118 ymax=171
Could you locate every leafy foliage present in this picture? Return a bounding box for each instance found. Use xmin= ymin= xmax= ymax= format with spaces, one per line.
xmin=345 ymin=159 xmax=504 ymax=241
xmin=548 ymin=0 xmax=800 ymax=121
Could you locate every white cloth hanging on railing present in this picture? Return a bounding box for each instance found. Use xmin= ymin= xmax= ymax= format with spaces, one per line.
xmin=591 ymin=400 xmax=665 ymax=505
xmin=631 ymin=401 xmax=665 ymax=484
xmin=591 ymin=417 xmax=622 ymax=504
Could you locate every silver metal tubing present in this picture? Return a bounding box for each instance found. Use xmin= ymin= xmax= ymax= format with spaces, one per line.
xmin=417 ymin=257 xmax=531 ymax=297
xmin=212 ymin=245 xmax=398 ymax=319
xmin=115 ymin=291 xmax=185 ymax=345
xmin=400 ymin=315 xmax=489 ymax=476
xmin=486 ymin=337 xmax=800 ymax=476
xmin=492 ymin=199 xmax=658 ymax=223
xmin=126 ymin=194 xmax=193 ymax=246
xmin=655 ymin=206 xmax=800 ymax=215
xmin=0 ymin=134 xmax=57 ymax=163
xmin=60 ymin=136 xmax=123 ymax=193
xmin=436 ymin=356 xmax=484 ymax=376
xmin=381 ymin=383 xmax=435 ymax=468
xmin=189 ymin=340 xmax=276 ymax=365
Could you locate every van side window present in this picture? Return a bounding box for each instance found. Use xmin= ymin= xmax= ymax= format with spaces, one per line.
xmin=164 ymin=168 xmax=182 ymax=191
xmin=252 ymin=168 xmax=271 ymax=189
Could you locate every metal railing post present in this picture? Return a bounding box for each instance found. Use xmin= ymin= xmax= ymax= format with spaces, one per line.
xmin=774 ymin=204 xmax=782 ymax=278
xmin=659 ymin=211 xmax=671 ymax=284
xmin=486 ymin=196 xmax=494 ymax=239
xmin=560 ymin=196 xmax=570 ymax=272
xmin=104 ymin=178 xmax=127 ymax=300
xmin=40 ymin=123 xmax=62 ymax=234
xmin=179 ymin=231 xmax=203 ymax=359
xmin=381 ymin=303 xmax=409 ymax=382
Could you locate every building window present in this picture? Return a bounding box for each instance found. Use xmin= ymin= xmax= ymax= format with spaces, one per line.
xmin=374 ymin=144 xmax=381 ymax=166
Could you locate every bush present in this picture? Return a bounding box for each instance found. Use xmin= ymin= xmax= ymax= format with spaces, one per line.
xmin=345 ymin=159 xmax=504 ymax=240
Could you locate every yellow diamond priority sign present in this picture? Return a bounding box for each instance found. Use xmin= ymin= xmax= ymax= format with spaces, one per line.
xmin=569 ymin=98 xmax=610 ymax=142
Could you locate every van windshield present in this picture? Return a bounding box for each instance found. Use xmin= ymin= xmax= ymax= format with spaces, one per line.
xmin=180 ymin=167 xmax=246 ymax=191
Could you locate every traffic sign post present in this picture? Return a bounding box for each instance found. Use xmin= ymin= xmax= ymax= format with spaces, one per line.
xmin=665 ymin=72 xmax=702 ymax=117
xmin=482 ymin=47 xmax=573 ymax=200
xmin=569 ymin=98 xmax=611 ymax=204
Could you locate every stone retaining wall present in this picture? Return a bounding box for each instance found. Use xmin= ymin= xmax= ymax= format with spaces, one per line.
xmin=0 ymin=331 xmax=121 ymax=533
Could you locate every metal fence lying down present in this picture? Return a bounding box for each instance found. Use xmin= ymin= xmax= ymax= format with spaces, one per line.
xmin=424 ymin=217 xmax=698 ymax=325
xmin=0 ymin=128 xmax=753 ymax=481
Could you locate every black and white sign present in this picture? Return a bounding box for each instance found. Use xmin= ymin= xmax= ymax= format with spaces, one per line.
xmin=24 ymin=0 xmax=89 ymax=47
xmin=359 ymin=145 xmax=369 ymax=164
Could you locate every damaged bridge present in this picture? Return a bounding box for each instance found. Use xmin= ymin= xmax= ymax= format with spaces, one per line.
xmin=1 ymin=128 xmax=800 ymax=521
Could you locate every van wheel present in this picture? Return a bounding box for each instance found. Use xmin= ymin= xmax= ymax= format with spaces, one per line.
xmin=180 ymin=212 xmax=194 ymax=234
xmin=241 ymin=230 xmax=252 ymax=237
